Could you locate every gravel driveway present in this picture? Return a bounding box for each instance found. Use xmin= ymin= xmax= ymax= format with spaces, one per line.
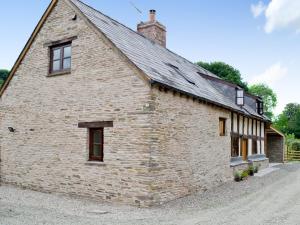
xmin=1 ymin=163 xmax=300 ymax=225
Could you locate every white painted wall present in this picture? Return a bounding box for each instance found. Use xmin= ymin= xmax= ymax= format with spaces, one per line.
xmin=248 ymin=118 xmax=252 ymax=135
xmin=239 ymin=115 xmax=243 ymax=134
xmin=244 ymin=117 xmax=248 ymax=135
xmin=233 ymin=113 xmax=237 ymax=133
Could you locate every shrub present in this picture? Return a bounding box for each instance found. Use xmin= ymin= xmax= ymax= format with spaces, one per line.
xmin=248 ymin=166 xmax=254 ymax=176
xmin=234 ymin=171 xmax=242 ymax=182
xmin=291 ymin=141 xmax=300 ymax=151
xmin=241 ymin=170 xmax=249 ymax=179
xmin=254 ymin=165 xmax=259 ymax=173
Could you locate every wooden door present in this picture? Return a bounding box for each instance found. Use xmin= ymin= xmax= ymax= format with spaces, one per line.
xmin=242 ymin=139 xmax=248 ymax=161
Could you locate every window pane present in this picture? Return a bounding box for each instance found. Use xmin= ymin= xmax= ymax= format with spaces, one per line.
xmin=237 ymin=90 xmax=244 ymax=98
xmin=64 ymin=46 xmax=71 ymax=58
xmin=93 ymin=144 xmax=102 ymax=156
xmin=52 ymin=60 xmax=60 ymax=71
xmin=93 ymin=130 xmax=102 ymax=143
xmin=63 ymin=58 xmax=71 ymax=69
xmin=237 ymin=98 xmax=244 ymax=105
xmin=53 ymin=49 xmax=61 ymax=60
xmin=231 ymin=137 xmax=239 ymax=157
xmin=252 ymin=140 xmax=257 ymax=154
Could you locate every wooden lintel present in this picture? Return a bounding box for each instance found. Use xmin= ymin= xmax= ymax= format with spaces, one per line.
xmin=78 ymin=121 xmax=113 ymax=128
xmin=43 ymin=36 xmax=78 ymax=47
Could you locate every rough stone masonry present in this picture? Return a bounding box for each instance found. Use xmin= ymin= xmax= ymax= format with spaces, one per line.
xmin=0 ymin=0 xmax=232 ymax=206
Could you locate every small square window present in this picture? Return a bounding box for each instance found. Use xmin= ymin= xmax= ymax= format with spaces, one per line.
xmin=219 ymin=118 xmax=226 ymax=136
xmin=50 ymin=43 xmax=71 ymax=74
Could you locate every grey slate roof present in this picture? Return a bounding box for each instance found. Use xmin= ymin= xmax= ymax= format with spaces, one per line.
xmin=70 ymin=0 xmax=269 ymax=121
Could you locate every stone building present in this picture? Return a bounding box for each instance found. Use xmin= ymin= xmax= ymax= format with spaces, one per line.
xmin=0 ymin=0 xmax=283 ymax=206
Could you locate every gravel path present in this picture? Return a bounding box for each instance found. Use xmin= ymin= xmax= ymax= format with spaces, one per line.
xmin=1 ymin=163 xmax=300 ymax=225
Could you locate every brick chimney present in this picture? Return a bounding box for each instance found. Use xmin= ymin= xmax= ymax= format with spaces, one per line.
xmin=137 ymin=10 xmax=167 ymax=47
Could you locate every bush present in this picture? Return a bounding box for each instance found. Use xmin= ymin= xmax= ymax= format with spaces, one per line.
xmin=254 ymin=165 xmax=259 ymax=173
xmin=234 ymin=171 xmax=242 ymax=182
xmin=248 ymin=166 xmax=254 ymax=176
xmin=241 ymin=170 xmax=249 ymax=179
xmin=291 ymin=141 xmax=300 ymax=151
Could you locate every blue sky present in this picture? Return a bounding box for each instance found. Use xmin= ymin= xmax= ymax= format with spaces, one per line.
xmin=1 ymin=0 xmax=299 ymax=114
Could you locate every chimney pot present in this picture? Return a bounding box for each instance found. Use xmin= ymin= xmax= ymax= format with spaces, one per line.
xmin=149 ymin=9 xmax=156 ymax=22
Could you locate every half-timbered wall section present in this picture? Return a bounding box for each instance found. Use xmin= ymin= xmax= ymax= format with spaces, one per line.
xmin=231 ymin=112 xmax=266 ymax=160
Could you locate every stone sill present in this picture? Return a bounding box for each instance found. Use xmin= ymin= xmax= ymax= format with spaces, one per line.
xmin=47 ymin=70 xmax=71 ymax=77
xmin=248 ymin=154 xmax=268 ymax=162
xmin=230 ymin=160 xmax=248 ymax=167
xmin=85 ymin=161 xmax=106 ymax=167
xmin=230 ymin=155 xmax=268 ymax=167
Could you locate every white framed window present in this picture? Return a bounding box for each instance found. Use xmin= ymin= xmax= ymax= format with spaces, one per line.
xmin=236 ymin=88 xmax=244 ymax=106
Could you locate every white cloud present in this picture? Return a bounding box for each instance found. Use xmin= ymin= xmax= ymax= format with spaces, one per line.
xmin=264 ymin=0 xmax=300 ymax=33
xmin=251 ymin=1 xmax=267 ymax=18
xmin=250 ymin=62 xmax=288 ymax=85
xmin=252 ymin=0 xmax=300 ymax=33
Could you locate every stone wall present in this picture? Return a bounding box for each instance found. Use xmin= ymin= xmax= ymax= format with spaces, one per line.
xmin=0 ymin=0 xmax=155 ymax=207
xmin=267 ymin=135 xmax=284 ymax=163
xmin=0 ymin=0 xmax=234 ymax=207
xmin=148 ymin=87 xmax=232 ymax=204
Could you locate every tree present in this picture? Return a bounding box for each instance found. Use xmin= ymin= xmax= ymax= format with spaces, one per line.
xmin=274 ymin=103 xmax=300 ymax=138
xmin=0 ymin=69 xmax=10 ymax=87
xmin=288 ymin=110 xmax=300 ymax=138
xmin=197 ymin=61 xmax=248 ymax=91
xmin=273 ymin=113 xmax=289 ymax=134
xmin=248 ymin=84 xmax=277 ymax=120
xmin=283 ymin=103 xmax=300 ymax=120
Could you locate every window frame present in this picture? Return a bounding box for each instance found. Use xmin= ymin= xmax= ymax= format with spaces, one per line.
xmin=257 ymin=100 xmax=264 ymax=115
xmin=231 ymin=135 xmax=240 ymax=157
xmin=49 ymin=42 xmax=72 ymax=74
xmin=252 ymin=138 xmax=258 ymax=155
xmin=89 ymin=128 xmax=104 ymax=162
xmin=219 ymin=118 xmax=226 ymax=136
xmin=236 ymin=88 xmax=244 ymax=106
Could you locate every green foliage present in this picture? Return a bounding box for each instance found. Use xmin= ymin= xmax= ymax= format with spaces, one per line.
xmin=248 ymin=84 xmax=277 ymax=120
xmin=234 ymin=171 xmax=242 ymax=182
xmin=274 ymin=103 xmax=300 ymax=138
xmin=248 ymin=166 xmax=254 ymax=176
xmin=253 ymin=165 xmax=259 ymax=173
xmin=283 ymin=103 xmax=300 ymax=119
xmin=241 ymin=170 xmax=249 ymax=179
xmin=286 ymin=134 xmax=300 ymax=151
xmin=274 ymin=114 xmax=289 ymax=134
xmin=197 ymin=61 xmax=248 ymax=91
xmin=291 ymin=141 xmax=300 ymax=151
xmin=0 ymin=69 xmax=10 ymax=87
xmin=285 ymin=134 xmax=296 ymax=149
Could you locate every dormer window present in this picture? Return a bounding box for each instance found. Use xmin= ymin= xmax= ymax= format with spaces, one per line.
xmin=257 ymin=100 xmax=264 ymax=115
xmin=236 ymin=88 xmax=244 ymax=106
